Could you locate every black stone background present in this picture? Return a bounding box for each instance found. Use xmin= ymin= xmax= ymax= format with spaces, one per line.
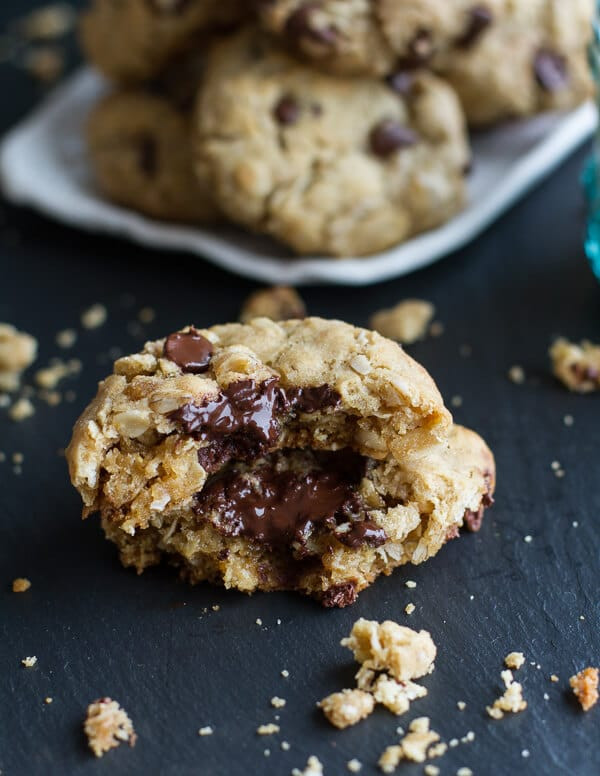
xmin=0 ymin=2 xmax=599 ymax=774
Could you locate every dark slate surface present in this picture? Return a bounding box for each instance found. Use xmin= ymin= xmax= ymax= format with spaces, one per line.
xmin=1 ymin=2 xmax=599 ymax=774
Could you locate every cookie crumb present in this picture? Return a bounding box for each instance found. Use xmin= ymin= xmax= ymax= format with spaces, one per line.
xmin=256 ymin=618 xmax=263 ymax=626
xmin=457 ymin=701 xmax=466 ymax=710
xmin=405 ymin=603 xmax=416 ymax=615
xmin=84 ymin=697 xmax=136 ymax=757
xmin=240 ymin=286 xmax=306 ymax=324
xmin=379 ymin=717 xmax=442 ymax=769
xmin=486 ymin=669 xmax=527 ymax=718
xmin=522 ymin=749 xmax=530 ymax=758
xmin=281 ymin=669 xmax=290 ymax=678
xmin=0 ymin=323 xmax=38 ymax=392
xmin=550 ymin=338 xmax=600 ymax=393
xmin=12 ymin=577 xmax=31 ymax=592
xmin=264 ymin=749 xmax=270 ymax=757
xmin=211 ymin=605 xmax=220 ymax=612
xmin=543 ymin=692 xmax=549 ymax=700
xmin=563 ymin=414 xmax=574 ymax=427
xmin=9 ymin=397 xmax=35 ymax=421
xmin=347 ymin=759 xmax=362 ymax=772
xmin=35 ymin=358 xmax=80 ymax=389
xmin=523 ymin=535 xmax=533 ymax=543
xmin=20 ymin=4 xmax=75 ymax=39
xmin=319 ymin=689 xmax=374 ymax=729
xmin=22 ymin=656 xmax=37 ymax=667
xmin=424 ymin=767 xmax=440 ymax=776
xmin=198 ymin=726 xmax=213 ymax=736
xmin=370 ymin=300 xmax=435 ymax=344
xmin=55 ymin=329 xmax=77 ymax=348
xmin=570 ymin=667 xmax=599 ymax=711
xmin=281 ymin=741 xmax=291 ymax=751
xmin=45 ymin=696 xmax=53 ymax=704
xmin=257 ymin=723 xmax=280 ymax=735
xmin=271 ymin=696 xmax=286 ymax=708
xmin=450 ymin=395 xmax=463 ymax=408
xmin=508 ymin=365 xmax=525 ymax=384
xmin=138 ymin=307 xmax=156 ymax=324
xmin=449 ymin=738 xmax=459 ymax=747
xmin=505 ymin=652 xmax=525 ymax=670
xmin=81 ymin=303 xmax=107 ymax=330
xmin=457 ymin=769 xmax=473 ymax=776
xmin=292 ymin=755 xmax=324 ymax=776
xmin=24 ymin=46 xmax=64 ymax=82
xmin=550 ymin=674 xmax=559 ymax=683
xmin=405 ymin=581 xmax=417 ymax=589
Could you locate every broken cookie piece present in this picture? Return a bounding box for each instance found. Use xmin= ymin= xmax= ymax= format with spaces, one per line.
xmin=66 ymin=317 xmax=494 ymax=606
xmin=550 ymin=338 xmax=600 ymax=393
xmin=319 ymin=689 xmax=375 ymax=729
xmin=379 ymin=717 xmax=444 ymax=771
xmin=84 ymin=697 xmax=136 ymax=757
xmin=369 ymin=300 xmax=435 ymax=345
xmin=486 ymin=669 xmax=527 ymax=719
xmin=239 ymin=286 xmax=306 ymax=324
xmin=0 ymin=323 xmax=37 ymax=392
xmin=570 ymin=667 xmax=599 ymax=712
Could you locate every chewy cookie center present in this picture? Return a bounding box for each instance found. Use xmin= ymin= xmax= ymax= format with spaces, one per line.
xmin=193 ymin=449 xmax=388 ymax=553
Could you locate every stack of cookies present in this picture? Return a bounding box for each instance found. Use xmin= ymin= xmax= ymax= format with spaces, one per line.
xmin=81 ymin=0 xmax=594 ymax=257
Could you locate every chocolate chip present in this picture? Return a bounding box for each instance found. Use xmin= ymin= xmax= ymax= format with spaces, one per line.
xmin=274 ymin=95 xmax=301 ymax=125
xmin=285 ymin=2 xmax=337 ymax=46
xmin=456 ymin=5 xmax=493 ymax=48
xmin=463 ymin=505 xmax=485 ymax=532
xmin=138 ymin=135 xmax=157 ymax=177
xmin=163 ymin=328 xmax=213 ymax=373
xmin=386 ymin=71 xmax=416 ymax=97
xmin=321 ymin=582 xmax=358 ymax=608
xmin=534 ymin=49 xmax=568 ymax=92
xmin=336 ymin=520 xmax=387 ymax=549
xmin=369 ymin=120 xmax=418 ymax=157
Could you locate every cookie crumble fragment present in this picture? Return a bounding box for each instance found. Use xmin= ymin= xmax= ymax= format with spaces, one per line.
xmin=486 ymin=669 xmax=527 ymax=719
xmin=508 ymin=365 xmax=525 ymax=384
xmin=271 ymin=696 xmax=286 ymax=708
xmin=369 ymin=300 xmax=435 ymax=344
xmin=292 ymin=755 xmax=324 ymax=776
xmin=319 ymin=689 xmax=375 ymax=729
xmin=12 ymin=577 xmax=31 ymax=592
xmin=198 ymin=726 xmax=213 ymax=736
xmin=81 ymin=303 xmax=108 ymax=330
xmin=505 ymin=652 xmax=525 ymax=670
xmin=550 ymin=338 xmax=600 ymax=393
xmin=347 ymin=759 xmax=362 ymax=772
xmin=84 ymin=697 xmax=136 ymax=757
xmin=257 ymin=723 xmax=280 ymax=735
xmin=56 ymin=328 xmax=77 ymax=348
xmin=569 ymin=667 xmax=599 ymax=711
xmin=22 ymin=656 xmax=37 ymax=667
xmin=0 ymin=323 xmax=38 ymax=392
xmin=240 ymin=286 xmax=306 ymax=324
xmin=378 ymin=717 xmax=443 ymax=770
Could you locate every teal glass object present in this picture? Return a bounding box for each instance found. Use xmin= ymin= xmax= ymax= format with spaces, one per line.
xmin=585 ymin=5 xmax=600 ymax=281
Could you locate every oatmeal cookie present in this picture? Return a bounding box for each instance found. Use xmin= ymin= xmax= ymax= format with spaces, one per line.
xmin=66 ymin=318 xmax=494 ymax=606
xmin=257 ymin=1 xmax=594 ymax=125
xmin=87 ymin=90 xmax=218 ymax=223
xmin=194 ymin=27 xmax=469 ymax=257
xmin=80 ymin=0 xmax=247 ymax=84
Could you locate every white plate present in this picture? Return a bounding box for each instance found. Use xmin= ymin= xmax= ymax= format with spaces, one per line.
xmin=0 ymin=68 xmax=596 ymax=286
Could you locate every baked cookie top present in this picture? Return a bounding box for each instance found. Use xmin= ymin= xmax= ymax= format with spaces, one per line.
xmin=194 ymin=27 xmax=468 ymax=256
xmin=67 ymin=317 xmax=451 ymax=511
xmin=87 ymin=90 xmax=219 ymax=223
xmin=80 ymin=0 xmax=247 ymax=83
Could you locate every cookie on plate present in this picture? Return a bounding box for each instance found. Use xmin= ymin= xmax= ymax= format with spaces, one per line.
xmin=87 ymin=89 xmax=218 ymax=223
xmin=194 ymin=28 xmax=469 ymax=256
xmin=256 ymin=0 xmax=506 ymax=77
xmin=436 ymin=0 xmax=594 ymax=126
xmin=66 ymin=318 xmax=494 ymax=607
xmin=80 ymin=0 xmax=247 ymax=83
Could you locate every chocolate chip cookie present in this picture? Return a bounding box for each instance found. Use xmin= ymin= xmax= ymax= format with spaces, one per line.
xmin=256 ymin=0 xmax=503 ymax=77
xmin=87 ymin=90 xmax=219 ymax=223
xmin=194 ymin=28 xmax=469 ymax=256
xmin=66 ymin=318 xmax=495 ymax=607
xmin=437 ymin=0 xmax=594 ymax=126
xmin=257 ymin=1 xmax=594 ymax=125
xmin=80 ymin=0 xmax=247 ymax=84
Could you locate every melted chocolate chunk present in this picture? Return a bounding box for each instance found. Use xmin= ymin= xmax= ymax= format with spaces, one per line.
xmin=370 ymin=120 xmax=418 ymax=157
xmin=463 ymin=505 xmax=484 ymax=532
xmin=194 ymin=450 xmax=385 ymax=553
xmin=285 ymin=2 xmax=337 ymax=46
xmin=534 ymin=49 xmax=568 ymax=92
xmin=456 ymin=5 xmax=493 ymax=48
xmin=164 ymin=329 xmax=213 ymax=373
xmin=337 ymin=520 xmax=387 ymax=549
xmin=321 ymin=582 xmax=358 ymax=608
xmin=171 ymin=378 xmax=341 ymax=472
xmin=274 ymin=95 xmax=301 ymax=125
